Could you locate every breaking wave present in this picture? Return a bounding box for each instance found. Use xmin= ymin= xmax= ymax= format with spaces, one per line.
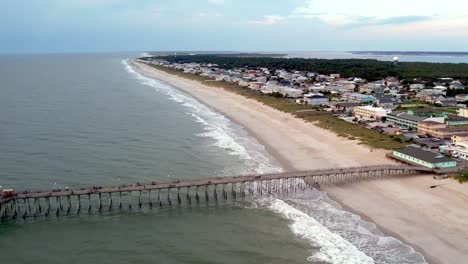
xmin=122 ymin=59 xmax=282 ymax=175
xmin=123 ymin=59 xmax=427 ymax=264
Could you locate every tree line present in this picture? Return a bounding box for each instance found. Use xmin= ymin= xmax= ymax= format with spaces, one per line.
xmin=146 ymin=55 xmax=468 ymax=84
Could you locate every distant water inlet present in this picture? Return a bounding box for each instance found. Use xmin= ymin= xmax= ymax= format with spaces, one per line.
xmin=0 ymin=165 xmax=430 ymax=223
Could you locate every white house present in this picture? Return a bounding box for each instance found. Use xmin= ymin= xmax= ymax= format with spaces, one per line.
xmin=410 ymin=84 xmax=425 ymax=91
xmin=354 ymin=106 xmax=389 ymax=121
xmin=304 ymin=94 xmax=329 ymax=106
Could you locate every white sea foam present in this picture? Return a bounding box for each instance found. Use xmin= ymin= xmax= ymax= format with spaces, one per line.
xmin=122 ymin=59 xmax=282 ymax=175
xmin=282 ymin=190 xmax=428 ymax=264
xmin=123 ymin=59 xmax=427 ymax=264
xmin=266 ymin=198 xmax=374 ymax=264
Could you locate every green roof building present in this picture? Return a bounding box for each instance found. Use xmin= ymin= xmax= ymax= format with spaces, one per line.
xmin=446 ymin=114 xmax=468 ymax=126
xmin=407 ymin=109 xmax=448 ymax=118
xmin=392 ymin=146 xmax=457 ymax=169
xmin=387 ymin=111 xmax=426 ymax=130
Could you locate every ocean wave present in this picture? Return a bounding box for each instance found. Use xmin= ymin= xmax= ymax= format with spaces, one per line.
xmin=263 ymin=198 xmax=375 ymax=264
xmin=122 ymin=59 xmax=282 ymax=175
xmin=122 ymin=59 xmax=425 ymax=264
xmin=283 ymin=190 xmax=428 ymax=264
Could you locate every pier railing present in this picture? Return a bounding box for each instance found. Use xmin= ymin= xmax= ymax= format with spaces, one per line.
xmin=0 ymin=165 xmax=432 ymax=222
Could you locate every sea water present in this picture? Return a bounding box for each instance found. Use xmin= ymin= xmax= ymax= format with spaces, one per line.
xmin=0 ymin=53 xmax=427 ymax=263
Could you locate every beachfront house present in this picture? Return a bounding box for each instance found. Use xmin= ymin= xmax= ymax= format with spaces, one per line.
xmin=281 ymin=88 xmax=303 ymax=98
xmin=386 ymin=112 xmax=427 ymax=131
xmin=353 ymin=105 xmax=388 ymax=121
xmin=304 ymin=94 xmax=329 ymax=106
xmin=391 ymin=146 xmax=457 ymax=169
xmin=331 ymin=102 xmax=360 ymax=113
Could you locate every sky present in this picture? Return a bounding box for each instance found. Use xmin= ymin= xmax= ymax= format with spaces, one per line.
xmin=1 ymin=0 xmax=468 ymax=53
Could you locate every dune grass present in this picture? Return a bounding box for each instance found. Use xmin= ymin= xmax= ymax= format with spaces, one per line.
xmin=148 ymin=64 xmax=408 ymax=150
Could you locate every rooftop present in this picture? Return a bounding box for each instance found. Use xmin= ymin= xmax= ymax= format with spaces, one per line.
xmin=447 ymin=114 xmax=468 ymax=122
xmin=388 ymin=112 xmax=426 ymax=122
xmin=395 ymin=146 xmax=455 ymax=164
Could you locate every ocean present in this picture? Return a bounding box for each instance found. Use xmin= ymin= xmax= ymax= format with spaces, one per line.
xmin=0 ymin=53 xmax=431 ymax=263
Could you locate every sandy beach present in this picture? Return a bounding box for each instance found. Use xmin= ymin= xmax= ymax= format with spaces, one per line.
xmin=131 ymin=60 xmax=468 ymax=264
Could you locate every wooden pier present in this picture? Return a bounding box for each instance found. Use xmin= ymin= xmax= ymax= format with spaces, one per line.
xmin=0 ymin=165 xmax=432 ymax=222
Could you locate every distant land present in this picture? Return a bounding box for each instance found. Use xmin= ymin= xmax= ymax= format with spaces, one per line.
xmin=147 ymin=51 xmax=286 ymax=58
xmin=148 ymin=54 xmax=468 ymax=83
xmin=351 ymin=51 xmax=468 ymax=56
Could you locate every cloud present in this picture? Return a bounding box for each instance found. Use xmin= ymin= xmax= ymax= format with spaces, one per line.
xmin=376 ymin=16 xmax=432 ymax=25
xmin=248 ymin=15 xmax=285 ymax=25
xmin=342 ymin=15 xmax=434 ymax=28
xmin=293 ymin=0 xmax=467 ymax=26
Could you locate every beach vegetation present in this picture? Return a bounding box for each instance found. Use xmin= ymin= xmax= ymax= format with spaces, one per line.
xmin=149 ymin=64 xmax=408 ymax=150
xmin=452 ymin=171 xmax=468 ymax=183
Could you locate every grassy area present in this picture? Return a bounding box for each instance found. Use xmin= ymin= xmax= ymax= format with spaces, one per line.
xmin=396 ymin=105 xmax=428 ymax=112
xmin=397 ymin=104 xmax=459 ymax=114
xmin=452 ymin=171 xmax=468 ymax=183
xmin=299 ymin=114 xmax=408 ymax=149
xmin=443 ymin=107 xmax=459 ymax=114
xmin=149 ymin=64 xmax=408 ymax=150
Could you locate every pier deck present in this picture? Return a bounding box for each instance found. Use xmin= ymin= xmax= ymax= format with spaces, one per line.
xmin=0 ymin=165 xmax=433 ymax=222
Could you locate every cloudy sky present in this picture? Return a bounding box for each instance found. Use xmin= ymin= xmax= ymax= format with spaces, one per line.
xmin=1 ymin=0 xmax=468 ymax=53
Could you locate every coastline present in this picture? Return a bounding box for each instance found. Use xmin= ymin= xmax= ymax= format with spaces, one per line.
xmin=130 ymin=59 xmax=468 ymax=264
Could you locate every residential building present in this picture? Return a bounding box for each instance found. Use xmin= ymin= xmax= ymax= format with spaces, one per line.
xmin=281 ymin=88 xmax=303 ymax=98
xmin=435 ymin=98 xmax=458 ymax=107
xmin=354 ymin=106 xmax=388 ymax=121
xmin=304 ymin=94 xmax=329 ymax=106
xmin=331 ymin=102 xmax=360 ymax=113
xmin=248 ymin=82 xmax=265 ymax=90
xmin=452 ymin=134 xmax=468 ymax=144
xmin=386 ymin=112 xmax=426 ymax=130
xmin=458 ymin=108 xmax=468 ymax=118
xmin=407 ymin=109 xmax=448 ymax=118
xmin=307 ymin=85 xmax=328 ymax=93
xmin=455 ymin=94 xmax=468 ymax=102
xmin=416 ymin=89 xmax=446 ymax=99
xmin=392 ymin=146 xmax=457 ymax=169
xmin=342 ymin=92 xmax=376 ymax=104
xmin=418 ymin=121 xmax=468 ymax=139
xmin=377 ymin=96 xmax=398 ymax=109
xmin=385 ymin=77 xmax=401 ymax=87
xmin=450 ymin=81 xmax=465 ymax=90
xmin=446 ymin=114 xmax=468 ymax=126
xmin=418 ymin=121 xmax=448 ymax=135
xmin=409 ymin=84 xmax=425 ymax=91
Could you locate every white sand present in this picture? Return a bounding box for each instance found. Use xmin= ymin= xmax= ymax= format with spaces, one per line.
xmin=131 ymin=60 xmax=468 ymax=263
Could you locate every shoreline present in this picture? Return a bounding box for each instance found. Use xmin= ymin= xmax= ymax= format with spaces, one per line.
xmin=129 ymin=60 xmax=392 ymax=170
xmin=130 ymin=59 xmax=468 ymax=264
xmin=324 ymin=187 xmax=439 ymax=264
